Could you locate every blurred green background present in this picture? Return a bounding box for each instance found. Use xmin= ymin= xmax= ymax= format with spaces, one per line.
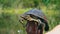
xmin=0 ymin=0 xmax=60 ymax=34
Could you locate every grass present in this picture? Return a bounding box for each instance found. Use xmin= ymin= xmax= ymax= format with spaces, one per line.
xmin=0 ymin=8 xmax=60 ymax=34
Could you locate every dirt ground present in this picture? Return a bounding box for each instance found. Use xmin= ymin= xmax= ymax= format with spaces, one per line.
xmin=45 ymin=25 xmax=60 ymax=34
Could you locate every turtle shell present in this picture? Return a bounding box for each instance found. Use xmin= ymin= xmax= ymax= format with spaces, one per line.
xmin=22 ymin=9 xmax=47 ymax=21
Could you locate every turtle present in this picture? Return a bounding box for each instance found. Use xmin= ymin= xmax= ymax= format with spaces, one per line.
xmin=20 ymin=8 xmax=49 ymax=31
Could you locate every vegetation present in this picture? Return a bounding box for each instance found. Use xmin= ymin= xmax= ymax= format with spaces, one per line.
xmin=0 ymin=0 xmax=60 ymax=34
